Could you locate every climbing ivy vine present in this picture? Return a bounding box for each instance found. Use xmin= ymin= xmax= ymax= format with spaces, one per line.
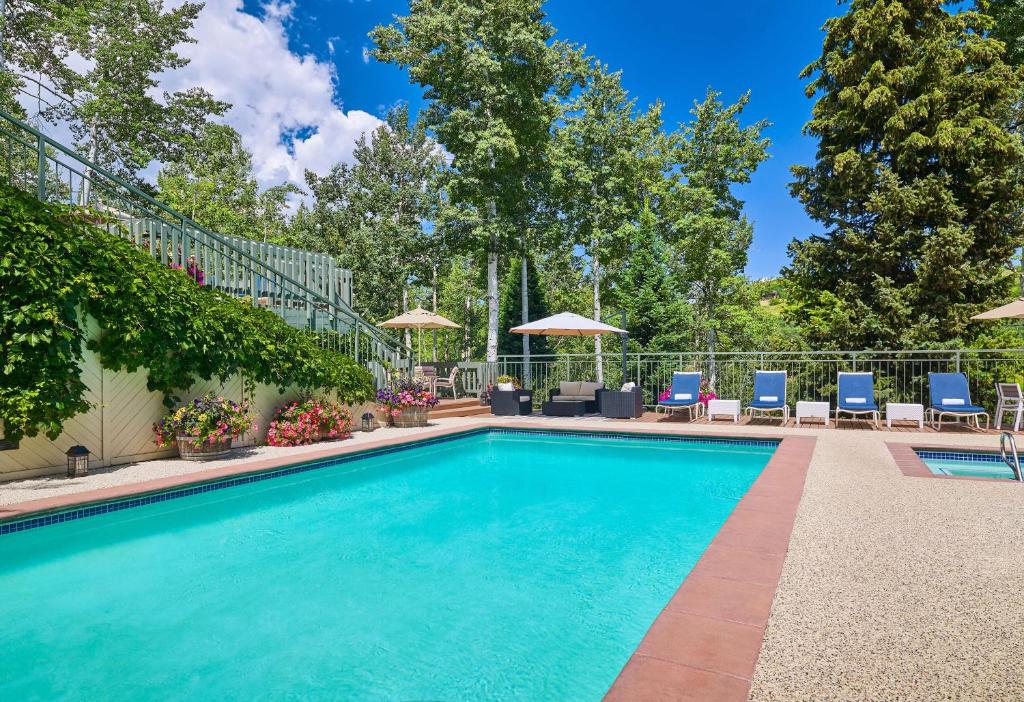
xmin=0 ymin=185 xmax=374 ymax=443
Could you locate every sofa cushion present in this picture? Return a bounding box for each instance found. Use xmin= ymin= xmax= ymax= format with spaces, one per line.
xmin=620 ymin=382 xmax=636 ymax=392
xmin=577 ymin=381 xmax=603 ymax=399
xmin=559 ymin=381 xmax=581 ymax=397
xmin=554 ymin=395 xmax=589 ymax=402
xmin=497 ymin=382 xmax=514 ymax=391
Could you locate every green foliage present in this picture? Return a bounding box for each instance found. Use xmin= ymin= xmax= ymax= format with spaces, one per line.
xmin=5 ymin=0 xmax=226 ymax=185
xmin=663 ymin=88 xmax=771 ymax=355
xmin=612 ymin=203 xmax=691 ymax=351
xmin=498 ymin=256 xmax=550 ymax=356
xmin=550 ymin=59 xmax=666 ymax=348
xmin=0 ymin=185 xmax=373 ymax=442
xmin=987 ymin=0 xmax=1024 ymax=65
xmin=156 ymin=123 xmax=300 ymax=244
xmin=293 ymin=105 xmax=444 ymax=323
xmin=372 ymin=0 xmax=579 ymax=360
xmin=786 ymin=0 xmax=1024 ymax=349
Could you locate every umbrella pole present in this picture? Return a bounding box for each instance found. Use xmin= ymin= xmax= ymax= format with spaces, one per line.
xmin=620 ymin=310 xmax=629 ymax=382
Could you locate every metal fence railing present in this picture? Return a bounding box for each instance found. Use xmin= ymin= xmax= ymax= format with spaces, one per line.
xmin=469 ymin=350 xmax=1024 ymax=410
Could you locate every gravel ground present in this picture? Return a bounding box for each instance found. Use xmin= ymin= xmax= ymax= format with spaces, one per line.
xmin=748 ymin=430 xmax=1024 ymax=701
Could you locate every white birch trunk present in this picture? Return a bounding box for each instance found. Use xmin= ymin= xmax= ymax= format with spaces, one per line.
xmin=521 ymin=252 xmax=531 ymax=387
xmin=485 ymin=199 xmax=499 ymax=364
xmin=593 ymin=244 xmax=604 ymax=384
xmin=402 ymin=287 xmax=412 ymax=352
xmin=431 ymin=264 xmax=438 ymax=363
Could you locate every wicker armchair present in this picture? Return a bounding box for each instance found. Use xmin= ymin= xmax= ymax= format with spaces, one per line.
xmin=491 ymin=389 xmax=533 ymax=416
xmin=600 ymin=386 xmax=644 ymax=419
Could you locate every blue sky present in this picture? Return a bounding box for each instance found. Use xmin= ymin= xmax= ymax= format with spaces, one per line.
xmin=240 ymin=0 xmax=840 ymax=277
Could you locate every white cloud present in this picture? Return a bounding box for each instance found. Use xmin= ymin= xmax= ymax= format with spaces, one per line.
xmin=159 ymin=0 xmax=383 ymax=193
xmin=361 ymin=45 xmax=371 ymax=64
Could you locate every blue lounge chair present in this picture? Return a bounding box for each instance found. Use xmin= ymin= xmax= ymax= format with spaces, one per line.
xmin=836 ymin=371 xmax=879 ymax=428
xmin=746 ymin=370 xmax=789 ymax=423
xmin=656 ymin=371 xmax=704 ymax=420
xmin=927 ymin=372 xmax=990 ymax=430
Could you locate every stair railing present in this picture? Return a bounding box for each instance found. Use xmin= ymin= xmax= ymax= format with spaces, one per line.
xmin=0 ymin=108 xmax=412 ymax=385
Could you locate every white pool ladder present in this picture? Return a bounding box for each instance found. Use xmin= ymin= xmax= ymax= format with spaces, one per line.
xmin=998 ymin=432 xmax=1024 ymax=481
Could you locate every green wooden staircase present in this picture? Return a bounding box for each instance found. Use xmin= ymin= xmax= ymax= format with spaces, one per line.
xmin=0 ymin=109 xmax=412 ymax=385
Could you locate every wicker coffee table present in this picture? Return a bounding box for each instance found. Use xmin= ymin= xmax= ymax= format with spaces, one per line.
xmin=542 ymin=400 xmax=587 ymax=417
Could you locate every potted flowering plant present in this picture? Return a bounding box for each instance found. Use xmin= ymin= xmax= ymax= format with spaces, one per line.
xmin=376 ymin=380 xmax=439 ymax=428
xmin=266 ymin=399 xmax=352 ymax=447
xmin=153 ymin=393 xmax=254 ymax=460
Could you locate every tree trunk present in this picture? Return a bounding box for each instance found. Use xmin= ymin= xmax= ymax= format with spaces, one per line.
xmin=463 ymin=294 xmax=472 ymax=362
xmin=593 ymin=243 xmax=604 ymax=384
xmin=485 ymin=200 xmax=499 ymax=364
xmin=0 ymin=0 xmax=7 ymax=70
xmin=521 ymin=250 xmax=532 ymax=388
xmin=80 ymin=121 xmax=99 ymax=206
xmin=706 ymin=294 xmax=717 ymax=391
xmin=402 ymin=287 xmax=412 ymax=353
xmin=431 ymin=264 xmax=438 ymax=363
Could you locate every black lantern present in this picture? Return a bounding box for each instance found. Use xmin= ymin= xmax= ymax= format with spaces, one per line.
xmin=361 ymin=412 xmax=376 ymax=432
xmin=66 ymin=445 xmax=90 ymax=477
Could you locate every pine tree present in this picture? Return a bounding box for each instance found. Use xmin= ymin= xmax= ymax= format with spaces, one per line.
xmin=497 ymin=256 xmax=550 ymax=357
xmin=786 ymin=1 xmax=1024 ymax=349
xmin=615 ymin=203 xmax=689 ymax=351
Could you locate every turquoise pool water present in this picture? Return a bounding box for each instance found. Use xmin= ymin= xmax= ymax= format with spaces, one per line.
xmin=917 ymin=450 xmax=1017 ymax=480
xmin=0 ymin=430 xmax=774 ymax=701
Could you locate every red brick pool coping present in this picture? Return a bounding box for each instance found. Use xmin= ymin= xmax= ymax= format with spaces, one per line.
xmin=886 ymin=442 xmax=1023 ymax=484
xmin=0 ymin=421 xmax=816 ymax=702
xmin=605 ymin=435 xmax=816 ymax=702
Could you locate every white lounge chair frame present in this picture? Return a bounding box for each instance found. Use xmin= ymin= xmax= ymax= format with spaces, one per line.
xmin=745 ymin=371 xmax=790 ymax=424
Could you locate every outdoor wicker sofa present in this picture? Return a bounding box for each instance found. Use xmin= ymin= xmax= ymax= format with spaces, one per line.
xmin=548 ymin=381 xmax=605 ymax=414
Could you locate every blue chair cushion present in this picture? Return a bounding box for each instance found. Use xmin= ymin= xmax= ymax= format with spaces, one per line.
xmin=658 ymin=398 xmax=698 ymax=407
xmin=930 ymin=403 xmax=986 ymax=414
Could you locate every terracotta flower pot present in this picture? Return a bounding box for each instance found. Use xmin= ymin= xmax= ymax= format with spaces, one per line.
xmin=176 ymin=435 xmax=232 ymax=461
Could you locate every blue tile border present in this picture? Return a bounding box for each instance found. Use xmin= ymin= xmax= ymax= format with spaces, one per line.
xmin=915 ymin=449 xmax=1003 ymax=464
xmin=0 ymin=428 xmax=779 ymax=537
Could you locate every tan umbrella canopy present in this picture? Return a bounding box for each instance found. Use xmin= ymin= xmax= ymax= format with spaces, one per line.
xmin=509 ymin=311 xmax=626 ymax=336
xmin=972 ymin=299 xmax=1024 ymax=320
xmin=380 ymin=307 xmax=460 ymax=358
xmin=510 ymin=311 xmax=629 ymax=381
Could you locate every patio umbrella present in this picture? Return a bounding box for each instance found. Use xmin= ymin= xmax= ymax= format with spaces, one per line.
xmin=510 ymin=312 xmax=629 ymax=380
xmin=380 ymin=307 xmax=460 ymax=358
xmin=971 ymin=299 xmax=1024 ymax=320
xmin=509 ymin=311 xmax=626 ymax=336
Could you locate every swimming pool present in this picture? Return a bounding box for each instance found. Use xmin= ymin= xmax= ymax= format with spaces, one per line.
xmin=0 ymin=429 xmax=775 ymax=701
xmin=916 ymin=449 xmax=1018 ymax=480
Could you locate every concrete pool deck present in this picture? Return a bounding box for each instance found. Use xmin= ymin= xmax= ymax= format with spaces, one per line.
xmin=1 ymin=415 xmax=1021 ymax=700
